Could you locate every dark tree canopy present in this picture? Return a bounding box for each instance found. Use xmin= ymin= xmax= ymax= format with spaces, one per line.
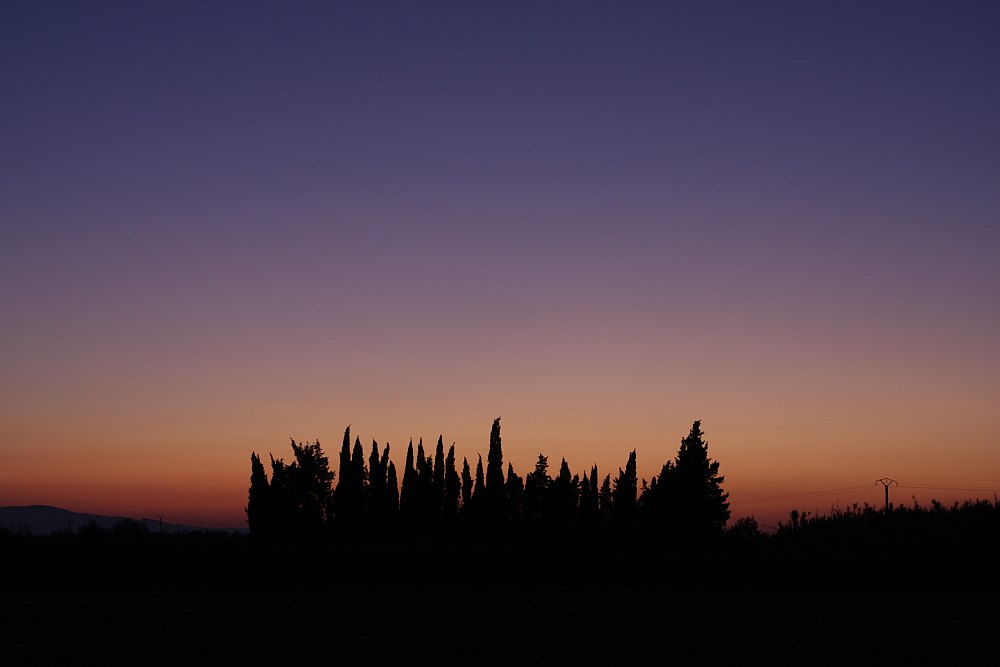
xmin=246 ymin=418 xmax=731 ymax=543
xmin=288 ymin=439 xmax=335 ymax=530
xmin=252 ymin=439 xmax=335 ymax=538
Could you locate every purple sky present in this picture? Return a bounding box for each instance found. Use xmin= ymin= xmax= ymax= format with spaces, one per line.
xmin=2 ymin=1 xmax=998 ymax=527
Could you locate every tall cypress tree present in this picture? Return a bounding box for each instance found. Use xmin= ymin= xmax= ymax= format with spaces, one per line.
xmin=400 ymin=439 xmax=416 ymax=523
xmin=444 ymin=444 xmax=460 ymax=524
xmin=267 ymin=455 xmax=293 ymax=537
xmin=612 ymin=450 xmax=638 ymax=528
xmin=433 ymin=436 xmax=446 ymax=524
xmin=386 ymin=460 xmax=400 ymax=520
xmin=368 ymin=440 xmax=384 ymax=522
xmin=377 ymin=442 xmax=392 ymax=523
xmin=485 ymin=418 xmax=506 ymax=521
xmin=350 ymin=436 xmax=368 ymax=523
xmin=335 ymin=426 xmax=352 ymax=526
xmin=416 ymin=438 xmax=433 ymax=526
xmin=473 ymin=455 xmax=485 ymax=501
xmin=598 ymin=474 xmax=613 ymax=524
xmin=246 ymin=452 xmax=270 ymax=537
xmin=460 ymin=457 xmax=473 ymax=509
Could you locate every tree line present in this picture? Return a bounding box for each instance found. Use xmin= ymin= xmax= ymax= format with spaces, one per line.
xmin=246 ymin=418 xmax=731 ymax=541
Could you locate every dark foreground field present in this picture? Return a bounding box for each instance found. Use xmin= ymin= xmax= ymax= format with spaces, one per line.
xmin=2 ymin=535 xmax=996 ymax=665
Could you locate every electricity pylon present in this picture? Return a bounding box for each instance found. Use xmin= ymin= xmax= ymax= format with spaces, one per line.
xmin=875 ymin=478 xmax=898 ymax=513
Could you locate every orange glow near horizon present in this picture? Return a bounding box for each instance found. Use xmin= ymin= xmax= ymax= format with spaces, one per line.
xmin=2 ymin=378 xmax=997 ymax=529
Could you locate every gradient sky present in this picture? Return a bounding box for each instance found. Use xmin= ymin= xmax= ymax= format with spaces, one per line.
xmin=2 ymin=1 xmax=998 ymax=528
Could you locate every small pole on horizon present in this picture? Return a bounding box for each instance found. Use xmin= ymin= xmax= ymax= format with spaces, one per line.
xmin=158 ymin=514 xmax=164 ymax=534
xmin=875 ymin=478 xmax=898 ymax=513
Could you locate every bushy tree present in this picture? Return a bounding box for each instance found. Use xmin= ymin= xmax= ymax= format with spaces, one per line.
xmin=549 ymin=458 xmax=579 ymax=530
xmin=645 ymin=421 xmax=730 ymax=538
xmin=670 ymin=421 xmax=730 ymax=534
xmin=523 ymin=454 xmax=550 ymax=525
xmin=261 ymin=439 xmax=335 ymax=537
xmin=288 ymin=438 xmax=336 ymax=530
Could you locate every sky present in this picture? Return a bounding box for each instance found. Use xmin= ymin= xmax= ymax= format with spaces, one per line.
xmin=1 ymin=1 xmax=998 ymax=529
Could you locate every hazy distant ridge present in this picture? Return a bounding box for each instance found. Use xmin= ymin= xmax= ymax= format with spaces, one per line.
xmin=0 ymin=505 xmax=203 ymax=535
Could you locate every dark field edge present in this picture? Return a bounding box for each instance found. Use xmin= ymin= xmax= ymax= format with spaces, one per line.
xmin=1 ymin=534 xmax=997 ymax=665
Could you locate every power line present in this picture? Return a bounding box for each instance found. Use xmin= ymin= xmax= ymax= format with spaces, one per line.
xmin=898 ymin=484 xmax=999 ymax=493
xmin=737 ymin=485 xmax=872 ymax=504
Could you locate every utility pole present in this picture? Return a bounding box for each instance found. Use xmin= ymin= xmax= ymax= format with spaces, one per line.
xmin=875 ymin=478 xmax=897 ymax=513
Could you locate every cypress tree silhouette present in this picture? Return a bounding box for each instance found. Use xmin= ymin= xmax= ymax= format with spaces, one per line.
xmin=400 ymin=439 xmax=416 ymax=523
xmin=612 ymin=451 xmax=638 ymax=528
xmin=484 ymin=417 xmax=506 ymax=522
xmin=267 ymin=455 xmax=293 ymax=537
xmin=243 ymin=416 xmax=731 ymax=543
xmin=460 ymin=457 xmax=473 ymax=510
xmin=433 ymin=436 xmax=446 ymax=525
xmin=246 ymin=452 xmax=270 ymax=537
xmin=464 ymin=455 xmax=486 ymax=524
xmin=386 ymin=460 xmax=400 ymax=519
xmin=335 ymin=427 xmax=352 ymax=526
xmin=368 ymin=440 xmax=384 ymax=523
xmin=486 ymin=418 xmax=505 ymax=490
xmin=473 ymin=454 xmax=485 ymax=501
xmin=341 ymin=436 xmax=366 ymax=527
xmin=549 ymin=458 xmax=578 ymax=530
xmin=444 ymin=444 xmax=460 ymax=524
xmin=599 ymin=474 xmax=613 ymax=524
xmin=377 ymin=442 xmax=392 ymax=523
xmin=351 ymin=437 xmax=367 ymax=491
xmin=416 ymin=438 xmax=433 ymax=526
xmin=578 ymin=467 xmax=598 ymax=528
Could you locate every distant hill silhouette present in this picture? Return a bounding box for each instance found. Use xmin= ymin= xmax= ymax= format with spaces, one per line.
xmin=0 ymin=505 xmax=230 ymax=535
